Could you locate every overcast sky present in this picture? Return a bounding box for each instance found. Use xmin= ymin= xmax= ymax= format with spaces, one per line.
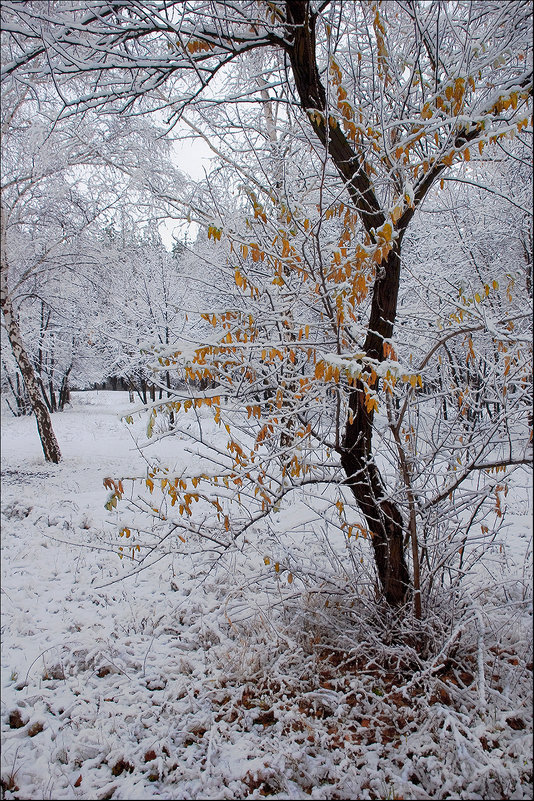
xmin=159 ymin=136 xmax=214 ymax=249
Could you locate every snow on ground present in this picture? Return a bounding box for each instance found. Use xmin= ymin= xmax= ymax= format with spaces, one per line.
xmin=1 ymin=392 xmax=532 ymax=800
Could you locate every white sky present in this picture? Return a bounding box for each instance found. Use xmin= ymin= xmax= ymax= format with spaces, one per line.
xmin=159 ymin=137 xmax=215 ymax=250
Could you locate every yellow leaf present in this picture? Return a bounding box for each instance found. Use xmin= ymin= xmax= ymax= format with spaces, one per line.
xmin=365 ymin=394 xmax=379 ymax=413
xmin=454 ymin=77 xmax=465 ymax=100
xmin=421 ymin=103 xmax=432 ymax=120
xmin=379 ymin=222 xmax=393 ymax=243
xmin=391 ymin=205 xmax=403 ymax=224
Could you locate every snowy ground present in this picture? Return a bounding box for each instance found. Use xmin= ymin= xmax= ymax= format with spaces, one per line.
xmin=1 ymin=392 xmax=532 ymax=800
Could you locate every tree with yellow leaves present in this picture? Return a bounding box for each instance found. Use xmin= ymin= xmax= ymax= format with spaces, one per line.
xmin=3 ymin=0 xmax=531 ymax=613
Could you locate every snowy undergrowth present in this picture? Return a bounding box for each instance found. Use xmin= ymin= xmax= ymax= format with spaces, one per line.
xmin=1 ymin=393 xmax=532 ymax=800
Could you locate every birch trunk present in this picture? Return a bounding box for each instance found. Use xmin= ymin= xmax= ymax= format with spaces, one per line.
xmin=1 ymin=204 xmax=62 ymax=463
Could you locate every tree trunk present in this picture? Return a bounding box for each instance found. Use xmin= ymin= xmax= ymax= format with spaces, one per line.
xmin=2 ymin=360 xmax=31 ymax=416
xmin=59 ymin=366 xmax=72 ymax=410
xmin=340 ymin=416 xmax=410 ymax=605
xmin=285 ymin=1 xmax=410 ymax=604
xmin=340 ymin=246 xmax=410 ymax=605
xmin=1 ymin=204 xmax=61 ymax=463
xmin=1 ymin=301 xmax=62 ymax=462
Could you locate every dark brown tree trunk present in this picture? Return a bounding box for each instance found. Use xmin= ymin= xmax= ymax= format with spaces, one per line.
xmin=340 ymin=421 xmax=410 ymax=605
xmin=140 ymin=378 xmax=148 ymax=404
xmin=340 ymin=246 xmax=410 ymax=605
xmin=1 ymin=204 xmax=62 ymax=463
xmin=2 ymin=360 xmax=31 ymax=416
xmin=285 ymin=1 xmax=410 ymax=604
xmin=59 ymin=366 xmax=71 ymax=410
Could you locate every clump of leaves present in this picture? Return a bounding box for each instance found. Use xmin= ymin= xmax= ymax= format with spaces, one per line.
xmin=27 ymin=721 xmax=44 ymax=737
xmin=8 ymin=709 xmax=27 ymax=729
xmin=111 ymin=758 xmax=134 ymax=777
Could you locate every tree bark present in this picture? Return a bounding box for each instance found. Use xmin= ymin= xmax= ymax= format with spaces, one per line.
xmin=339 ymin=246 xmax=410 ymax=605
xmin=285 ymin=1 xmax=410 ymax=604
xmin=1 ymin=204 xmax=62 ymax=463
xmin=59 ymin=365 xmax=72 ymax=410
